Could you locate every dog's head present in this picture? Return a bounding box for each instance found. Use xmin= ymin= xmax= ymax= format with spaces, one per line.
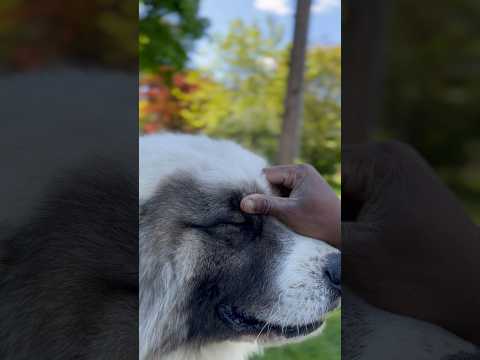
xmin=140 ymin=134 xmax=340 ymax=357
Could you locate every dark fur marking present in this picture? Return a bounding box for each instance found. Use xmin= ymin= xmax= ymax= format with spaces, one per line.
xmin=140 ymin=172 xmax=285 ymax=352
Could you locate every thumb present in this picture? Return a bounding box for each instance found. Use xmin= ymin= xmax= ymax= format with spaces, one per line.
xmin=240 ymin=194 xmax=294 ymax=217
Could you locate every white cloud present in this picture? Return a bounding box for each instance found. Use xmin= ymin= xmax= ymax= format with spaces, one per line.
xmin=254 ymin=0 xmax=292 ymax=16
xmin=259 ymin=56 xmax=277 ymax=70
xmin=255 ymin=0 xmax=340 ymax=16
xmin=312 ymin=0 xmax=340 ymax=14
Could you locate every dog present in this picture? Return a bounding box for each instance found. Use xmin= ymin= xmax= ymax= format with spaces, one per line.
xmin=0 ymin=67 xmax=138 ymax=359
xmin=0 ymin=161 xmax=138 ymax=360
xmin=139 ymin=133 xmax=341 ymax=360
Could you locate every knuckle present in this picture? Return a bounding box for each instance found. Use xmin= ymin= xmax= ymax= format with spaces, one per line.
xmin=283 ymin=168 xmax=298 ymax=188
xmin=295 ymin=163 xmax=311 ymax=175
xmin=259 ymin=198 xmax=272 ymax=215
xmin=294 ymin=163 xmax=314 ymax=181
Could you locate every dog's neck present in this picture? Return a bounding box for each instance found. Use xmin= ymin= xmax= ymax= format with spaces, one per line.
xmin=157 ymin=342 xmax=260 ymax=360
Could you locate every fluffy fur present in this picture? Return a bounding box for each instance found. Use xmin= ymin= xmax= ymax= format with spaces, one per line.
xmin=0 ymin=67 xmax=138 ymax=359
xmin=139 ymin=133 xmax=341 ymax=360
xmin=0 ymin=162 xmax=138 ymax=359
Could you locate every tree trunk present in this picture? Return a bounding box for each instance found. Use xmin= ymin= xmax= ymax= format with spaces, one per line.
xmin=342 ymin=0 xmax=392 ymax=144
xmin=277 ymin=0 xmax=311 ymax=164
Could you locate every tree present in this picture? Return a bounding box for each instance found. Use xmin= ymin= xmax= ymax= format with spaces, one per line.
xmin=342 ymin=0 xmax=391 ymax=144
xmin=139 ymin=20 xmax=340 ymax=186
xmin=0 ymin=0 xmax=138 ymax=71
xmin=162 ymin=20 xmax=341 ymax=187
xmin=343 ymin=0 xmax=480 ymax=216
xmin=139 ymin=69 xmax=200 ymax=134
xmin=278 ymin=0 xmax=312 ymax=164
xmin=139 ymin=0 xmax=209 ymax=73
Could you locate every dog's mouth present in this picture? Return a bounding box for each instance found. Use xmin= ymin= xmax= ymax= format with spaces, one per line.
xmin=217 ymin=304 xmax=323 ymax=339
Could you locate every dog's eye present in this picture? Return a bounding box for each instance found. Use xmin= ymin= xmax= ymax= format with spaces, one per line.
xmin=213 ymin=218 xmax=245 ymax=227
xmin=208 ymin=213 xmax=246 ymax=227
xmin=191 ymin=221 xmax=244 ymax=240
xmin=189 ymin=221 xmax=243 ymax=232
xmin=207 ymin=221 xmax=245 ymax=233
xmin=213 ymin=221 xmax=245 ymax=229
xmin=212 ymin=223 xmax=241 ymax=231
xmin=223 ymin=212 xmax=246 ymax=225
xmin=207 ymin=222 xmax=250 ymax=246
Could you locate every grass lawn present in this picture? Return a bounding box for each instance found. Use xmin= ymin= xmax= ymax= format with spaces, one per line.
xmin=252 ymin=310 xmax=341 ymax=360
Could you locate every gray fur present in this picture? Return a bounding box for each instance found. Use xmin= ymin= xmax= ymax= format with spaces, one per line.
xmin=140 ymin=172 xmax=339 ymax=359
xmin=139 ymin=134 xmax=340 ymax=360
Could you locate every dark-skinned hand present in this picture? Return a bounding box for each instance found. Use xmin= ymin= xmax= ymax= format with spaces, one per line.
xmin=342 ymin=141 xmax=479 ymax=345
xmin=241 ymin=142 xmax=480 ymax=345
xmin=240 ymin=164 xmax=341 ymax=248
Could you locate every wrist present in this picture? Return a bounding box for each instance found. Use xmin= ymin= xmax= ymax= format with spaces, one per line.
xmin=320 ymin=198 xmax=341 ymax=249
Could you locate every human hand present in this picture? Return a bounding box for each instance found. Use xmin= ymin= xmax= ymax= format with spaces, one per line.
xmin=342 ymin=141 xmax=480 ymax=345
xmin=240 ymin=164 xmax=341 ymax=248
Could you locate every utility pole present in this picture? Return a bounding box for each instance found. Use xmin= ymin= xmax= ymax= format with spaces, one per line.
xmin=277 ymin=0 xmax=311 ymax=164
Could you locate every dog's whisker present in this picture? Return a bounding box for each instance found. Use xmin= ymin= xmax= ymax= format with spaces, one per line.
xmin=255 ymin=321 xmax=270 ymax=342
xmin=256 ymin=298 xmax=279 ymax=342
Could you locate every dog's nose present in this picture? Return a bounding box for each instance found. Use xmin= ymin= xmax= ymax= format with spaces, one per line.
xmin=324 ymin=253 xmax=341 ymax=292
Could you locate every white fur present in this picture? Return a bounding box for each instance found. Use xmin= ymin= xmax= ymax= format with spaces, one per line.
xmin=140 ymin=133 xmax=339 ymax=360
xmin=163 ymin=342 xmax=260 ymax=360
xmin=140 ymin=233 xmax=203 ymax=360
xmin=140 ymin=133 xmax=269 ymax=203
xmin=140 ymin=133 xmax=273 ymax=360
xmin=269 ymin=235 xmax=338 ymax=327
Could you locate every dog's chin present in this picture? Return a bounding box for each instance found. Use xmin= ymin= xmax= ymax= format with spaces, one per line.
xmin=217 ymin=304 xmax=324 ymax=342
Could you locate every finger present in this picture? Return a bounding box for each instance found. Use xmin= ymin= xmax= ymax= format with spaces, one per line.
xmin=240 ymin=194 xmax=295 ymax=218
xmin=263 ymin=164 xmax=311 ymax=189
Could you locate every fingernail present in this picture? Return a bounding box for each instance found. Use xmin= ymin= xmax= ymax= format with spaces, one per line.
xmin=241 ymin=198 xmax=256 ymax=213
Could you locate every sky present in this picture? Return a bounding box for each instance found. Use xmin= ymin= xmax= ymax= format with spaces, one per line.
xmin=191 ymin=0 xmax=341 ymax=67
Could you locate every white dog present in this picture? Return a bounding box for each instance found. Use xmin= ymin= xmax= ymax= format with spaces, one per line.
xmin=139 ymin=133 xmax=341 ymax=360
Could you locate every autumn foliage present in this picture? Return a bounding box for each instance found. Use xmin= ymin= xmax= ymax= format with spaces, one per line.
xmin=0 ymin=0 xmax=137 ymax=71
xmin=139 ymin=68 xmax=202 ymax=134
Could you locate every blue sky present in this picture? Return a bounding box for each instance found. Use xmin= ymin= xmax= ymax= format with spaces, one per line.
xmin=191 ymin=0 xmax=341 ymax=67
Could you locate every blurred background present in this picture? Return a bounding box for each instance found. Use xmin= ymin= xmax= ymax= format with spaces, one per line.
xmin=344 ymin=0 xmax=480 ymax=222
xmin=0 ymin=0 xmax=340 ymax=358
xmin=138 ymin=0 xmax=341 ymax=192
xmin=0 ymin=0 xmax=137 ymax=71
xmin=343 ymin=1 xmax=480 ymax=358
xmin=0 ymin=0 xmax=138 ymax=228
xmin=1 ymin=0 xmax=478 ymax=358
xmin=139 ymin=1 xmax=341 ymax=358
